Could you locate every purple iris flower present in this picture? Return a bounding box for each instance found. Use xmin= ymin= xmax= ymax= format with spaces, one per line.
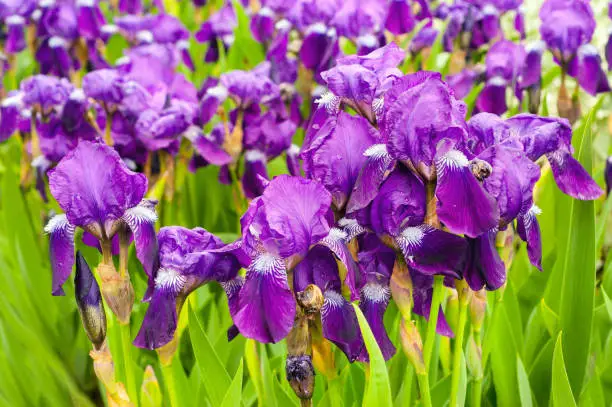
xmin=299 ymin=23 xmax=339 ymax=78
xmin=575 ymin=44 xmax=611 ymax=96
xmin=476 ymin=40 xmax=525 ymax=115
xmin=219 ymin=64 xmax=281 ymax=109
xmin=44 ymin=141 xmax=158 ymax=295
xmin=539 ymin=0 xmax=595 ymax=67
xmin=250 ymin=7 xmax=276 ymax=43
xmin=514 ymin=6 xmax=525 ymax=39
xmin=36 ymin=36 xmax=73 ymax=77
xmin=135 ymin=104 xmax=193 ymax=153
xmin=464 ymin=112 xmax=603 ymax=277
xmin=329 ymin=0 xmax=386 ymax=39
xmin=21 ymin=74 xmax=73 ymax=116
xmin=195 ymin=3 xmax=236 ymax=63
xmin=76 ymin=0 xmax=106 ymax=40
xmin=134 ymin=226 xmax=242 ymax=349
xmin=505 ymin=114 xmax=603 ymax=201
xmin=5 ymin=15 xmax=26 ymax=54
xmin=301 ymin=111 xmax=381 ymax=212
xmin=38 ymin=0 xmax=79 ymax=41
xmin=0 ymin=91 xmax=25 ymax=142
xmin=385 ymin=0 xmax=415 ymax=35
xmin=379 ymin=71 xmax=499 ymax=238
xmin=409 ymin=23 xmax=438 ymax=55
xmin=316 ymin=42 xmax=404 ymax=123
xmin=118 ymin=0 xmax=143 ymax=15
xmin=230 ymin=175 xmax=359 ymax=344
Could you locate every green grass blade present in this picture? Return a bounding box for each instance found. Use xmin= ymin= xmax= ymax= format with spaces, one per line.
xmin=516 ymin=356 xmax=533 ymax=407
xmin=220 ymin=360 xmax=244 ymax=407
xmin=558 ymin=112 xmax=597 ymax=396
xmin=352 ymin=304 xmax=392 ymax=407
xmin=552 ymin=334 xmax=577 ymax=407
xmin=188 ymin=303 xmax=232 ymax=405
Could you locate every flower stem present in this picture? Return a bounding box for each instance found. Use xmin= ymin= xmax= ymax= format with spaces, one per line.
xmin=471 ymin=330 xmax=483 ymax=407
xmin=450 ymin=292 xmax=470 ymax=407
xmin=30 ymin=113 xmax=41 ymax=158
xmin=104 ymin=111 xmax=113 ymax=146
xmin=416 ymin=372 xmax=433 ymax=407
xmin=423 ymin=275 xmax=444 ymax=370
xmin=120 ymin=322 xmax=137 ymax=405
xmin=162 ymin=362 xmax=179 ymax=407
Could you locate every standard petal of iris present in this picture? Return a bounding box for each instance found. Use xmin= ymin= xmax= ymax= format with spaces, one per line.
xmin=435 ymin=149 xmax=499 ymax=238
xmin=48 ymin=141 xmax=147 ymax=230
xmin=233 ymin=254 xmax=296 ymax=343
xmin=45 ymin=214 xmax=76 ymax=296
xmin=346 ymin=143 xmax=395 ymax=214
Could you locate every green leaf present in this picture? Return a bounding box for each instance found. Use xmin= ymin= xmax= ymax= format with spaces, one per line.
xmin=220 ymin=361 xmax=244 ymax=407
xmin=352 ymin=304 xmax=392 ymax=407
xmin=424 ymin=20 xmax=449 ymax=72
xmin=188 ymin=304 xmax=232 ymax=405
xmin=486 ymin=298 xmax=520 ymax=406
xmin=105 ymin=35 xmax=129 ymax=65
xmin=516 ymin=356 xmax=533 ymax=407
xmin=552 ymin=334 xmax=577 ymax=407
xmin=558 ymin=111 xmax=597 ymax=396
xmin=226 ymin=0 xmax=265 ymax=70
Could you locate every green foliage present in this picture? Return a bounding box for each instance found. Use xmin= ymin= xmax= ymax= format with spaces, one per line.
xmin=353 ymin=304 xmax=393 ymax=407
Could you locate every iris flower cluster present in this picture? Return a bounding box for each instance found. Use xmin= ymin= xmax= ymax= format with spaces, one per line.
xmin=0 ymin=0 xmax=608 ymax=405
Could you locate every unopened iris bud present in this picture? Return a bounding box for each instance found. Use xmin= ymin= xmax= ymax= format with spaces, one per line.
xmin=98 ymin=262 xmax=135 ymax=325
xmin=557 ymin=82 xmax=580 ymax=125
xmin=470 ymin=289 xmax=487 ymax=333
xmin=75 ymin=251 xmax=107 ymax=350
xmin=399 ymin=319 xmax=426 ymax=375
xmin=286 ymin=355 xmax=315 ymax=400
xmin=140 ymin=365 xmax=162 ymax=407
xmin=469 ymin=159 xmax=492 ymax=181
xmin=391 ymin=258 xmax=413 ymax=320
xmin=527 ymin=83 xmax=542 ymax=115
xmin=466 ymin=334 xmax=483 ymax=379
xmin=296 ymin=284 xmax=324 ymax=315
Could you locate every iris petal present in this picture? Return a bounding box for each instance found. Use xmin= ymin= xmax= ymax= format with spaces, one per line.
xmin=233 ymin=254 xmax=295 ymax=343
xmin=44 ymin=214 xmax=76 ymax=296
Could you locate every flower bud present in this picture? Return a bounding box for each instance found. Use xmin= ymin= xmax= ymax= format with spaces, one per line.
xmin=296 ymin=284 xmax=324 ymax=315
xmin=75 ymin=251 xmax=107 ymax=349
xmin=557 ymin=82 xmax=580 ymax=125
xmin=527 ymin=83 xmax=542 ymax=114
xmin=399 ymin=319 xmax=426 ymax=375
xmin=390 ymin=258 xmax=413 ymax=320
xmin=286 ymin=355 xmax=315 ymax=400
xmin=98 ymin=262 xmax=134 ymax=325
xmin=470 ymin=289 xmax=487 ymax=333
xmin=140 ymin=365 xmax=162 ymax=407
xmin=156 ymin=333 xmax=179 ymax=367
xmin=466 ymin=334 xmax=483 ymax=379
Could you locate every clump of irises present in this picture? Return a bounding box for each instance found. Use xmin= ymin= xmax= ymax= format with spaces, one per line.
xmin=0 ymin=0 xmax=607 ymax=406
